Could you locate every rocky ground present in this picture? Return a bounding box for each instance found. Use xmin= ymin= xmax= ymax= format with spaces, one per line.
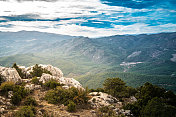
xmin=0 ymin=64 xmax=135 ymax=117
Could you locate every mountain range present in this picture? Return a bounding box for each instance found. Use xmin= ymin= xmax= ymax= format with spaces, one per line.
xmin=0 ymin=31 xmax=176 ymax=91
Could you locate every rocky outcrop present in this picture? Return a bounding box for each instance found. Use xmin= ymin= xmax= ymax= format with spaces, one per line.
xmin=0 ymin=96 xmax=12 ymax=114
xmin=39 ymin=73 xmax=83 ymax=90
xmin=24 ymin=84 xmax=41 ymax=91
xmin=39 ymin=73 xmax=59 ymax=84
xmin=0 ymin=66 xmax=22 ymax=84
xmin=23 ymin=64 xmax=63 ymax=78
xmin=89 ymin=92 xmax=119 ymax=108
xmin=89 ymin=92 xmax=133 ymax=116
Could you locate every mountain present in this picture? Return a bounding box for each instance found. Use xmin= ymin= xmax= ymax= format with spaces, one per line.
xmin=0 ymin=31 xmax=176 ymax=91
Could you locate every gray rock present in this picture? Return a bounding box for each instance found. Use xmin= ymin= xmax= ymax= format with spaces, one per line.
xmin=0 ymin=67 xmax=22 ymax=84
xmin=8 ymin=91 xmax=13 ymax=98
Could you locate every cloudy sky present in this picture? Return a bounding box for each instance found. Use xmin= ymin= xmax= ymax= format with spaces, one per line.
xmin=0 ymin=0 xmax=176 ymax=37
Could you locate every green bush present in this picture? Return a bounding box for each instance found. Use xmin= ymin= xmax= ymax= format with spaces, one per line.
xmin=0 ymin=73 xmax=4 ymax=85
xmin=43 ymin=80 xmax=62 ymax=89
xmin=96 ymin=106 xmax=117 ymax=117
xmin=31 ymin=77 xmax=40 ymax=85
xmin=67 ymin=101 xmax=76 ymax=112
xmin=30 ymin=64 xmax=51 ymax=77
xmin=11 ymin=92 xmax=22 ymax=105
xmin=14 ymin=106 xmax=36 ymax=117
xmin=124 ymin=82 xmax=176 ymax=117
xmin=0 ymin=81 xmax=29 ymax=105
xmin=141 ymin=97 xmax=176 ymax=117
xmin=89 ymin=88 xmax=104 ymax=93
xmin=45 ymin=86 xmax=89 ymax=106
xmin=0 ymin=81 xmax=15 ymax=96
xmin=12 ymin=63 xmax=26 ymax=79
xmin=103 ymin=78 xmax=133 ymax=98
xmin=24 ymin=96 xmax=38 ymax=106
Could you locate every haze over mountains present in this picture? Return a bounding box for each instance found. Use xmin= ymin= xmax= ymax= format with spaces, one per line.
xmin=0 ymin=31 xmax=176 ymax=91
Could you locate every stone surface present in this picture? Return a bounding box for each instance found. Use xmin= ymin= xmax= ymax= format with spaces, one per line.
xmin=89 ymin=92 xmax=119 ymax=108
xmin=39 ymin=73 xmax=84 ymax=90
xmin=24 ymin=84 xmax=41 ymax=91
xmin=25 ymin=64 xmax=63 ymax=78
xmin=0 ymin=66 xmax=22 ymax=84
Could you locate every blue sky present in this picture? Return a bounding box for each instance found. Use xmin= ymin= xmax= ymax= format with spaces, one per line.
xmin=0 ymin=0 xmax=176 ymax=37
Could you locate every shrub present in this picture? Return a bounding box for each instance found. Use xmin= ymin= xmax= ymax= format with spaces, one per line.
xmin=44 ymin=89 xmax=58 ymax=104
xmin=92 ymin=98 xmax=96 ymax=103
xmin=43 ymin=80 xmax=62 ymax=89
xmin=0 ymin=81 xmax=15 ymax=96
xmin=103 ymin=78 xmax=127 ymax=98
xmin=89 ymin=88 xmax=104 ymax=93
xmin=24 ymin=96 xmax=38 ymax=106
xmin=30 ymin=64 xmax=51 ymax=77
xmin=96 ymin=106 xmax=117 ymax=117
xmin=11 ymin=92 xmax=22 ymax=105
xmin=45 ymin=86 xmax=89 ymax=106
xmin=0 ymin=73 xmax=4 ymax=85
xmin=142 ymin=97 xmax=176 ymax=117
xmin=14 ymin=106 xmax=36 ymax=117
xmin=124 ymin=83 xmax=176 ymax=117
xmin=31 ymin=77 xmax=40 ymax=85
xmin=0 ymin=81 xmax=29 ymax=105
xmin=12 ymin=63 xmax=26 ymax=79
xmin=67 ymin=101 xmax=76 ymax=112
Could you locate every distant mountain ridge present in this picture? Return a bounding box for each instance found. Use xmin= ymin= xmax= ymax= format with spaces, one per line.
xmin=0 ymin=31 xmax=176 ymax=91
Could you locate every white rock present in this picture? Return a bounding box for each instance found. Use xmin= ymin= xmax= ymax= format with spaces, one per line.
xmin=39 ymin=73 xmax=84 ymax=90
xmin=89 ymin=92 xmax=119 ymax=108
xmin=0 ymin=66 xmax=22 ymax=84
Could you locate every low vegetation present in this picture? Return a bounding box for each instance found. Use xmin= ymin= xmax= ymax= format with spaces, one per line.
xmin=124 ymin=82 xmax=176 ymax=117
xmin=31 ymin=77 xmax=40 ymax=85
xmin=103 ymin=78 xmax=136 ymax=98
xmin=24 ymin=96 xmax=38 ymax=106
xmin=0 ymin=81 xmax=29 ymax=105
xmin=0 ymin=73 xmax=4 ymax=85
xmin=30 ymin=64 xmax=51 ymax=77
xmin=12 ymin=63 xmax=26 ymax=79
xmin=14 ymin=106 xmax=36 ymax=117
xmin=96 ymin=106 xmax=118 ymax=117
xmin=67 ymin=100 xmax=76 ymax=112
xmin=43 ymin=80 xmax=63 ymax=89
xmin=45 ymin=86 xmax=89 ymax=111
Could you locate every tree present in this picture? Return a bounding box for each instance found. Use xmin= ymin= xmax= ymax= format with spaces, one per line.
xmin=142 ymin=97 xmax=176 ymax=117
xmin=103 ymin=78 xmax=126 ymax=98
xmin=12 ymin=63 xmax=26 ymax=78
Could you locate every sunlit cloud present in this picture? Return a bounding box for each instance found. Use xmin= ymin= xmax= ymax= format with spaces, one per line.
xmin=0 ymin=0 xmax=176 ymax=37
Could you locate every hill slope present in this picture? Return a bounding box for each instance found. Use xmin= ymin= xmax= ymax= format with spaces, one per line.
xmin=0 ymin=31 xmax=176 ymax=91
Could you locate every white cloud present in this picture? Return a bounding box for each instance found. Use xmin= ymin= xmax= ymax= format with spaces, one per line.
xmin=0 ymin=21 xmax=176 ymax=38
xmin=0 ymin=0 xmax=175 ymax=37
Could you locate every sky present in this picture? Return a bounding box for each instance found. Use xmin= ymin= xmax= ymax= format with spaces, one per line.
xmin=0 ymin=0 xmax=176 ymax=37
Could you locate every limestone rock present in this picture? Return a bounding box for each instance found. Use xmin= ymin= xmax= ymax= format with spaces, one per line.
xmin=24 ymin=84 xmax=41 ymax=91
xmin=25 ymin=64 xmax=63 ymax=78
xmin=63 ymin=78 xmax=83 ymax=90
xmin=89 ymin=92 xmax=119 ymax=108
xmin=40 ymin=64 xmax=63 ymax=77
xmin=39 ymin=73 xmax=84 ymax=90
xmin=0 ymin=66 xmax=22 ymax=84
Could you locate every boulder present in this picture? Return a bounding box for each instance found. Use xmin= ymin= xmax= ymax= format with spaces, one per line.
xmin=89 ymin=92 xmax=119 ymax=108
xmin=39 ymin=73 xmax=60 ymax=84
xmin=25 ymin=64 xmax=63 ymax=78
xmin=63 ymin=78 xmax=83 ymax=90
xmin=40 ymin=64 xmax=63 ymax=77
xmin=0 ymin=66 xmax=22 ymax=84
xmin=39 ymin=73 xmax=84 ymax=89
